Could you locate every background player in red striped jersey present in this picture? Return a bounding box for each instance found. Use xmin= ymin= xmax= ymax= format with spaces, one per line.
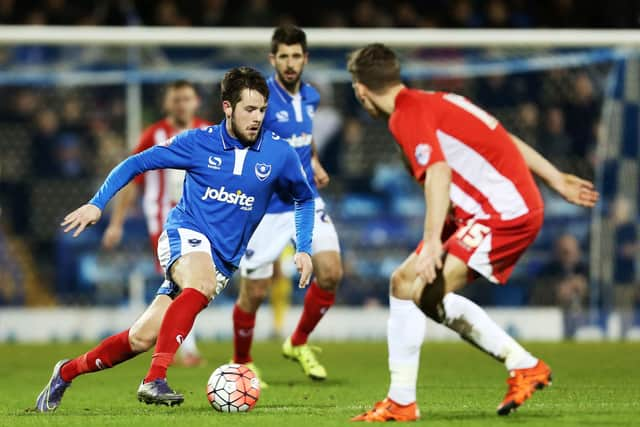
xmin=347 ymin=44 xmax=599 ymax=422
xmin=101 ymin=80 xmax=210 ymax=367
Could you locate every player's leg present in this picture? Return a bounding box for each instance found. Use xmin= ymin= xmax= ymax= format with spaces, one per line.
xmin=420 ymin=217 xmax=551 ymax=415
xmin=149 ymin=230 xmax=204 ymax=367
xmin=231 ymin=272 xmax=272 ymax=387
xmin=352 ymin=251 xmax=432 ymax=422
xmin=284 ymin=198 xmax=342 ymax=380
xmin=35 ymin=294 xmax=171 ymax=412
xmin=233 ymin=213 xmax=291 ymax=383
xmin=138 ymin=228 xmax=228 ymax=406
xmin=270 ymin=253 xmax=293 ymax=338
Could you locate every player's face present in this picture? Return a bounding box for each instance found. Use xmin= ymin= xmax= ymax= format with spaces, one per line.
xmin=165 ymin=86 xmax=200 ymax=128
xmin=223 ymin=88 xmax=268 ymax=144
xmin=352 ymin=81 xmax=380 ymax=118
xmin=270 ymin=43 xmax=308 ymax=92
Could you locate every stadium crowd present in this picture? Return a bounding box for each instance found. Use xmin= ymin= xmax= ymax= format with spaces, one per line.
xmin=0 ymin=0 xmax=637 ymax=28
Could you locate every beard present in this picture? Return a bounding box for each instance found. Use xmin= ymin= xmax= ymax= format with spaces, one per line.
xmin=277 ymin=69 xmax=301 ymax=93
xmin=229 ymin=114 xmax=259 ymax=146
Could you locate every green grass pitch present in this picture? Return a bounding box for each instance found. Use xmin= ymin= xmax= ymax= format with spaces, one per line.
xmin=1 ymin=341 xmax=638 ymax=426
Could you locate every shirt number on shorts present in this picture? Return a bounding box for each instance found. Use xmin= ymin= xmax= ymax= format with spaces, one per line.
xmin=455 ymin=221 xmax=491 ymax=249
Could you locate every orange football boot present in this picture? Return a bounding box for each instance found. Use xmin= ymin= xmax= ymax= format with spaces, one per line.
xmin=351 ymin=398 xmax=420 ymax=422
xmin=497 ymin=359 xmax=552 ymax=416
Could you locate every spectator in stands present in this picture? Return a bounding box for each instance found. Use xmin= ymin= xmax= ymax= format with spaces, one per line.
xmin=351 ymin=0 xmax=392 ymax=27
xmin=564 ymin=73 xmax=600 ymax=160
xmin=484 ymin=0 xmax=510 ymax=28
xmin=0 ymin=0 xmax=18 ymax=25
xmin=236 ymin=0 xmax=275 ymax=27
xmin=154 ymin=0 xmax=190 ymax=26
xmin=532 ymin=233 xmax=588 ymax=307
xmin=31 ymin=109 xmax=61 ymax=177
xmin=393 ymin=2 xmax=421 ymax=27
xmin=196 ymin=0 xmax=228 ymax=27
xmin=446 ymin=0 xmax=482 ymax=27
xmin=513 ymin=102 xmax=540 ymax=151
xmin=539 ymin=107 xmax=573 ymax=170
xmin=531 ymin=233 xmax=589 ymax=336
xmin=610 ymin=195 xmax=639 ymax=333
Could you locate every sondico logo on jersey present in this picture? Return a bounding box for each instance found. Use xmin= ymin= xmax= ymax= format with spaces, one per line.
xmin=201 ymin=186 xmax=255 ymax=211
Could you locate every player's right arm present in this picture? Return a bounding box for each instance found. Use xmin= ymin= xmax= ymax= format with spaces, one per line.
xmin=509 ymin=133 xmax=599 ymax=207
xmin=390 ymin=103 xmax=449 ymax=283
xmin=417 ymin=161 xmax=451 ymax=283
xmin=62 ymin=130 xmax=195 ymax=238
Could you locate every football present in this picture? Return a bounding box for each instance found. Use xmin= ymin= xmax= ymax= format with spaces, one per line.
xmin=206 ymin=363 xmax=261 ymax=412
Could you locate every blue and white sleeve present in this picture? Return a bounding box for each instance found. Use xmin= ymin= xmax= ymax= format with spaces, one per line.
xmin=277 ymin=147 xmax=315 ymax=254
xmin=89 ymin=129 xmax=195 ymax=210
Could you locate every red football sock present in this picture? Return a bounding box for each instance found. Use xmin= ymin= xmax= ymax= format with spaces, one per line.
xmin=233 ymin=304 xmax=256 ymax=364
xmin=144 ymin=288 xmax=209 ymax=383
xmin=60 ymin=329 xmax=137 ymax=382
xmin=291 ymin=281 xmax=335 ymax=346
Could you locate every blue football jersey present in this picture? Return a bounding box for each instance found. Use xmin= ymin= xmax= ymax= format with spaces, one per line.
xmin=89 ymin=121 xmax=315 ymax=278
xmin=264 ymin=75 xmax=320 ymax=213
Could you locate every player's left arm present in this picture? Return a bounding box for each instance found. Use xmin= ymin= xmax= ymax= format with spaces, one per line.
xmin=509 ymin=133 xmax=599 ymax=207
xmin=278 ymin=147 xmax=315 ymax=288
xmin=310 ymin=139 xmax=330 ymax=189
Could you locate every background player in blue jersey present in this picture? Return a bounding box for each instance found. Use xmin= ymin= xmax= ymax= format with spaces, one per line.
xmin=233 ymin=26 xmax=343 ymax=382
xmin=35 ymin=67 xmax=314 ymax=411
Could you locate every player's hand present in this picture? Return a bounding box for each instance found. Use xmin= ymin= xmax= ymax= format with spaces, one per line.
xmin=102 ymin=224 xmax=123 ymax=249
xmin=553 ymin=173 xmax=599 ymax=208
xmin=312 ymin=157 xmax=330 ymax=189
xmin=415 ymin=238 xmax=443 ymax=284
xmin=294 ymin=252 xmax=313 ymax=288
xmin=61 ymin=204 xmax=102 ymax=238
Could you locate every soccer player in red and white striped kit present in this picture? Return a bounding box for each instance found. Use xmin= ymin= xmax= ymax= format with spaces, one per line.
xmin=347 ymin=44 xmax=599 ymax=421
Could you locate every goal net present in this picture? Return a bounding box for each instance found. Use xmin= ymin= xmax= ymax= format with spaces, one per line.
xmin=0 ymin=28 xmax=635 ymax=338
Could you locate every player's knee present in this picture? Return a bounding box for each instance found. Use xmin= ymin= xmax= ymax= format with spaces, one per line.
xmin=189 ymin=279 xmax=216 ymax=300
xmin=128 ymin=329 xmax=156 ymax=353
xmin=249 ymin=281 xmax=270 ymax=305
xmin=238 ymin=279 xmax=269 ymax=312
xmin=316 ymin=263 xmax=343 ymax=292
xmin=390 ymin=267 xmax=413 ymax=299
xmin=414 ymin=274 xmax=446 ymax=323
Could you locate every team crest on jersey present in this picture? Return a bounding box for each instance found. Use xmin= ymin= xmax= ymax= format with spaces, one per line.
xmin=275 ymin=110 xmax=289 ymax=123
xmin=306 ymin=105 xmax=315 ymax=118
xmin=415 ymin=143 xmax=432 ymax=166
xmin=255 ymin=163 xmax=272 ymax=181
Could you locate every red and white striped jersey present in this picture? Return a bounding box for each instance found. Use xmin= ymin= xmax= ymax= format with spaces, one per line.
xmin=132 ymin=117 xmax=210 ymax=236
xmin=389 ymin=88 xmax=543 ymax=222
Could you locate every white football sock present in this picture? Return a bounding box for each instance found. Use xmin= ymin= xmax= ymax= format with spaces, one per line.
xmin=387 ymin=295 xmax=426 ymax=405
xmin=178 ymin=328 xmax=200 ymax=357
xmin=442 ymin=293 xmax=537 ymax=370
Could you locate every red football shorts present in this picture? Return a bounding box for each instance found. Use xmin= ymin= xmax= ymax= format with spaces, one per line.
xmin=415 ymin=210 xmax=543 ymax=284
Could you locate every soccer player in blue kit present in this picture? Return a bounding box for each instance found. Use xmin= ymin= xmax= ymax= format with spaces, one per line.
xmin=35 ymin=67 xmax=314 ymax=411
xmin=232 ymin=26 xmax=343 ymax=382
